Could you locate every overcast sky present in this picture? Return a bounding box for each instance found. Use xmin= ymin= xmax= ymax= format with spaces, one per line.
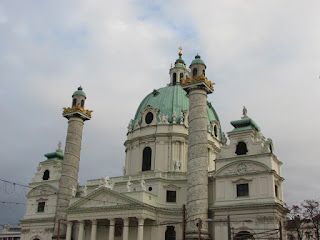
xmin=1 ymin=0 xmax=320 ymax=224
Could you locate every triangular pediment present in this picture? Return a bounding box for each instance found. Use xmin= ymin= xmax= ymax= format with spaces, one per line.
xmin=67 ymin=187 xmax=143 ymax=210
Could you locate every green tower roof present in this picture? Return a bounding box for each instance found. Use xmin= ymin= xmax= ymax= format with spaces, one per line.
xmin=230 ymin=118 xmax=261 ymax=132
xmin=134 ymin=85 xmax=220 ymax=125
xmin=190 ymin=54 xmax=206 ymax=67
xmin=72 ymin=86 xmax=86 ymax=98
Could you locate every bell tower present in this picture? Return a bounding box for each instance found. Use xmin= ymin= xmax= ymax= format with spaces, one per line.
xmin=169 ymin=47 xmax=190 ymax=85
xmin=52 ymin=86 xmax=92 ymax=239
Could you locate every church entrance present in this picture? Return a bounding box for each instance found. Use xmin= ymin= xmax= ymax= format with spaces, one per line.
xmin=165 ymin=226 xmax=176 ymax=240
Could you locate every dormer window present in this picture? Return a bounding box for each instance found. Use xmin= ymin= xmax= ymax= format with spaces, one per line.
xmin=42 ymin=170 xmax=50 ymax=180
xmin=145 ymin=112 xmax=153 ymax=124
xmin=37 ymin=202 xmax=45 ymax=212
xmin=235 ymin=141 xmax=248 ymax=155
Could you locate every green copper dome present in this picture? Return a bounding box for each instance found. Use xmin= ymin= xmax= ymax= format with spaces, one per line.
xmin=134 ymin=85 xmax=220 ymax=126
xmin=190 ymin=54 xmax=206 ymax=67
xmin=72 ymin=86 xmax=86 ymax=98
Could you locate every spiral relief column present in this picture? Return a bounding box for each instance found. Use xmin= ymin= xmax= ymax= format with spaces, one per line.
xmin=181 ymin=55 xmax=214 ymax=240
xmin=52 ymin=87 xmax=92 ymax=239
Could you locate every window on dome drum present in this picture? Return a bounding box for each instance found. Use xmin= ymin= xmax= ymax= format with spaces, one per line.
xmin=214 ymin=125 xmax=218 ymax=137
xmin=193 ymin=68 xmax=197 ymax=77
xmin=42 ymin=170 xmax=50 ymax=180
xmin=173 ymin=72 xmax=177 ymax=85
xmin=37 ymin=202 xmax=45 ymax=212
xmin=235 ymin=141 xmax=248 ymax=155
xmin=165 ymin=226 xmax=176 ymax=240
xmin=72 ymin=98 xmax=76 ymax=106
xmin=237 ymin=183 xmax=249 ymax=197
xmin=81 ymin=99 xmax=84 ymax=107
xmin=203 ymin=69 xmax=205 ymax=76
xmin=275 ymin=185 xmax=279 ymax=198
xmin=142 ymin=147 xmax=152 ymax=171
xmin=145 ymin=112 xmax=153 ymax=124
xmin=166 ymin=190 xmax=176 ymax=202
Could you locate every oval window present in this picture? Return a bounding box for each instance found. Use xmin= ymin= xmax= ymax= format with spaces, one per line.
xmin=145 ymin=112 xmax=154 ymax=124
xmin=214 ymin=125 xmax=218 ymax=137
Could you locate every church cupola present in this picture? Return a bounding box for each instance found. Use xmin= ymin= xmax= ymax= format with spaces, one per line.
xmin=169 ymin=47 xmax=190 ymax=86
xmin=72 ymin=86 xmax=86 ymax=108
xmin=190 ymin=54 xmax=206 ymax=78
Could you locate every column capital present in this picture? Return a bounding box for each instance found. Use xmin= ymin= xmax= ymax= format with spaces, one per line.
xmin=91 ymin=219 xmax=97 ymax=225
xmin=79 ymin=220 xmax=85 ymax=224
xmin=137 ymin=218 xmax=145 ymax=225
xmin=109 ymin=218 xmax=115 ymax=224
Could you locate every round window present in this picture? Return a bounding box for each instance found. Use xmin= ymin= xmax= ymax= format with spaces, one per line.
xmin=145 ymin=112 xmax=154 ymax=124
xmin=214 ymin=125 xmax=218 ymax=137
xmin=148 ymin=187 xmax=152 ymax=191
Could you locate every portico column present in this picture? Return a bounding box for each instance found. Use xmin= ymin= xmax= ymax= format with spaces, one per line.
xmin=123 ymin=218 xmax=129 ymax=240
xmin=78 ymin=220 xmax=85 ymax=240
xmin=109 ymin=219 xmax=115 ymax=240
xmin=90 ymin=219 xmax=97 ymax=240
xmin=66 ymin=221 xmax=73 ymax=240
xmin=137 ymin=218 xmax=145 ymax=240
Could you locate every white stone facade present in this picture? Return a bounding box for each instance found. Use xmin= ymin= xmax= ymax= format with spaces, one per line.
xmin=21 ymin=53 xmax=287 ymax=240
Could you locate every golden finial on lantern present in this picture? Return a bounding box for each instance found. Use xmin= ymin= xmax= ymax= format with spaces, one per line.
xmin=178 ymin=46 xmax=183 ymax=58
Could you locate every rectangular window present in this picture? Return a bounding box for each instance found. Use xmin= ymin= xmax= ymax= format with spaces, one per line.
xmin=166 ymin=190 xmax=176 ymax=202
xmin=237 ymin=183 xmax=249 ymax=197
xmin=37 ymin=202 xmax=45 ymax=212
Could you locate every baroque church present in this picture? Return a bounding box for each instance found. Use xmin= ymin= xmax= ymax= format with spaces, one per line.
xmin=20 ymin=49 xmax=288 ymax=240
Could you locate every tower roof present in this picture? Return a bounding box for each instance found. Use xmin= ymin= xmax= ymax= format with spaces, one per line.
xmin=173 ymin=46 xmax=186 ymax=69
xmin=190 ymin=54 xmax=206 ymax=67
xmin=72 ymin=86 xmax=86 ymax=98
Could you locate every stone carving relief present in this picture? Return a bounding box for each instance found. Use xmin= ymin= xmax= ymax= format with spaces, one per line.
xmin=180 ymin=111 xmax=185 ymax=124
xmin=173 ymin=111 xmax=177 ymax=123
xmin=71 ymin=185 xmax=77 ymax=198
xmin=140 ymin=176 xmax=146 ymax=191
xmin=134 ymin=119 xmax=140 ymax=130
xmin=158 ymin=112 xmax=169 ymax=124
xmin=217 ymin=162 xmax=268 ymax=176
xmin=127 ymin=178 xmax=132 ymax=192
xmin=221 ymin=132 xmax=227 ymax=145
xmin=127 ymin=119 xmax=133 ymax=132
xmin=174 ymin=160 xmax=181 ymax=171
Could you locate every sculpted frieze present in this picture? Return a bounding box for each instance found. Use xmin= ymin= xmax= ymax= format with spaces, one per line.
xmin=217 ymin=161 xmax=269 ymax=176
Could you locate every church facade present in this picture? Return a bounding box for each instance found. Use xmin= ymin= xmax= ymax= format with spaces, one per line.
xmin=20 ymin=50 xmax=288 ymax=240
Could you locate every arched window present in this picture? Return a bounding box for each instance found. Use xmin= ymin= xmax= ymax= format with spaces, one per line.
xmin=234 ymin=231 xmax=254 ymax=240
xmin=203 ymin=69 xmax=205 ymax=76
xmin=81 ymin=99 xmax=84 ymax=107
xmin=173 ymin=73 xmax=177 ymax=85
xmin=193 ymin=68 xmax=197 ymax=77
xmin=165 ymin=226 xmax=176 ymax=240
xmin=235 ymin=141 xmax=248 ymax=155
xmin=180 ymin=72 xmax=184 ymax=81
xmin=142 ymin=147 xmax=152 ymax=171
xmin=72 ymin=98 xmax=76 ymax=106
xmin=42 ymin=170 xmax=50 ymax=180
